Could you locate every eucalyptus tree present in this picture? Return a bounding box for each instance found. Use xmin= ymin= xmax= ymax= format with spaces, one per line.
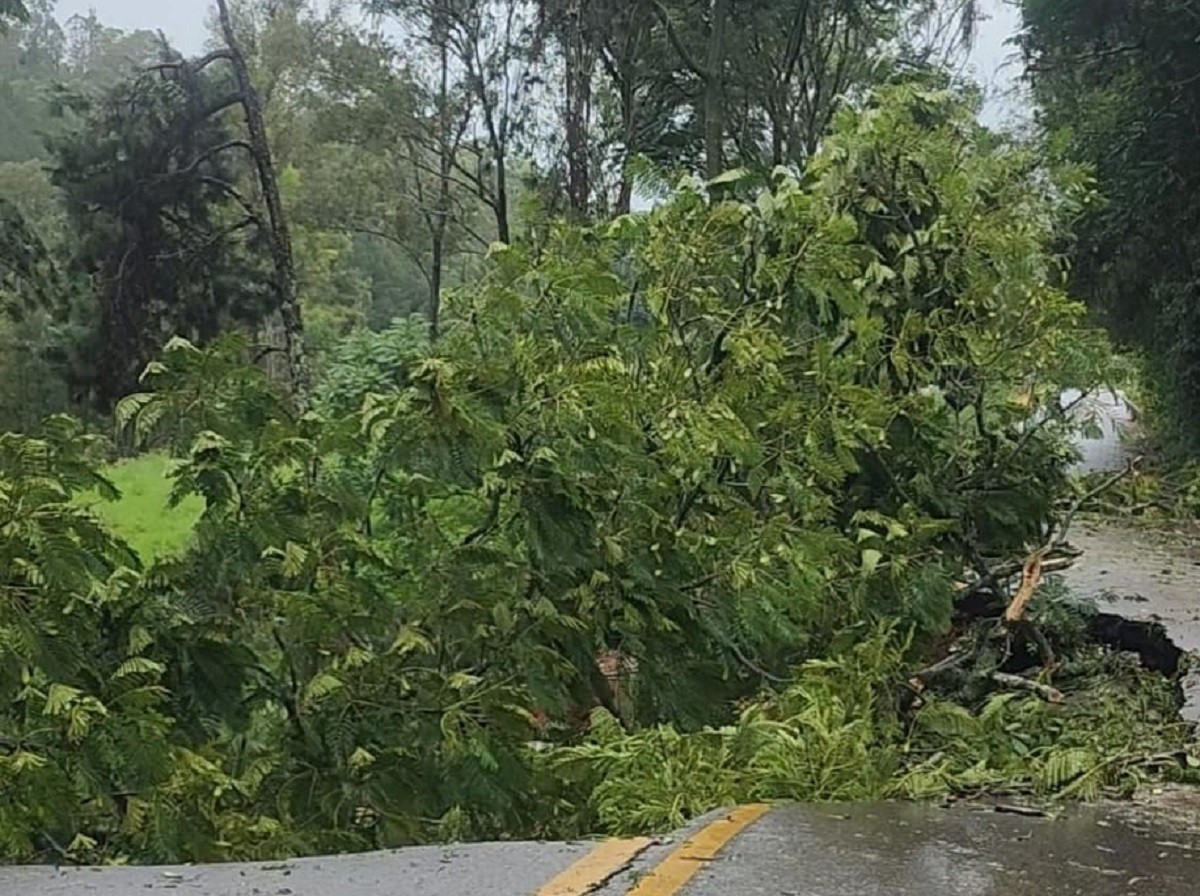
xmin=531 ymin=0 xmax=980 ymax=216
xmin=370 ymin=0 xmax=545 ymax=245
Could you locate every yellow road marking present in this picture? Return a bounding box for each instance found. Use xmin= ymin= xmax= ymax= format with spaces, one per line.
xmin=625 ymin=804 xmax=772 ymax=896
xmin=535 ymin=836 xmax=655 ymax=896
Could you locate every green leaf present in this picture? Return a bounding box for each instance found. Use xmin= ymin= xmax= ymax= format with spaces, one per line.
xmin=861 ymin=549 xmax=883 ymax=575
xmin=708 ymin=168 xmax=751 ymax=186
xmin=43 ymin=684 xmax=81 ymax=716
xmin=303 ymin=672 xmax=344 ymax=706
xmin=389 ymin=626 xmax=435 ymax=656
xmin=114 ymin=657 xmax=165 ymax=680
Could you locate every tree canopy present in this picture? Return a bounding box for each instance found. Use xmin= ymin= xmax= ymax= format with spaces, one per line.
xmin=1019 ymin=0 xmax=1200 ymax=447
xmin=1 ymin=81 xmax=1135 ymax=861
xmin=0 ymin=0 xmax=1192 ymax=869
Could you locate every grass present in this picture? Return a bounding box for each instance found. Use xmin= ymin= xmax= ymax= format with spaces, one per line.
xmin=77 ymin=453 xmax=203 ymax=562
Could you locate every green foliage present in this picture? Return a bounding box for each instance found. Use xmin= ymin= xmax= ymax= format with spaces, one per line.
xmin=547 ymin=614 xmax=1192 ymax=836
xmin=552 ymin=628 xmax=908 ymax=834
xmin=313 ymin=317 xmax=430 ymax=416
xmin=1019 ymin=0 xmax=1200 ymax=452
xmin=47 ymin=55 xmax=275 ymax=410
xmin=0 ymin=85 xmax=1141 ymax=863
xmin=0 ymin=4 xmax=161 ymax=164
xmin=0 ymin=418 xmax=174 ymax=861
xmin=904 ymin=647 xmax=1190 ymax=801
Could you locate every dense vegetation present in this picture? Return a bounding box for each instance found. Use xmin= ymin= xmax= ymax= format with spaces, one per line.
xmin=0 ymin=0 xmax=1195 ymax=867
xmin=1020 ymin=0 xmax=1200 ymax=450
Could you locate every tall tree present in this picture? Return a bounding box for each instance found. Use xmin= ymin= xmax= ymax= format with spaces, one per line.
xmin=48 ymin=57 xmax=276 ymax=409
xmin=197 ymin=2 xmax=418 ymax=339
xmin=558 ymin=0 xmax=593 ymax=217
xmin=374 ymin=0 xmax=543 ymax=244
xmin=729 ymin=0 xmax=909 ymax=167
xmin=61 ymin=10 xmax=161 ymax=81
xmin=1019 ymin=0 xmax=1200 ymax=446
xmin=532 ymin=0 xmax=963 ymax=216
xmin=583 ymin=0 xmax=679 ymax=214
xmin=0 ymin=0 xmax=64 ymax=162
xmin=215 ymin=0 xmax=310 ymax=400
xmin=649 ymin=0 xmax=731 ymax=179
xmin=268 ymin=3 xmax=484 ymax=337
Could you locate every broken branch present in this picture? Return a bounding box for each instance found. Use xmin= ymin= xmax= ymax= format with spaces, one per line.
xmin=1052 ymin=454 xmax=1143 ymax=548
xmin=1003 ymin=550 xmax=1045 ymax=624
xmin=991 ymin=672 xmax=1064 ymax=703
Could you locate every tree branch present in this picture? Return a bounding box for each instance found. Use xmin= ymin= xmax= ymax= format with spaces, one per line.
xmin=1051 ymin=454 xmax=1144 ymax=548
xmin=147 ymin=49 xmax=234 ymax=74
xmin=650 ymin=0 xmax=707 ymax=78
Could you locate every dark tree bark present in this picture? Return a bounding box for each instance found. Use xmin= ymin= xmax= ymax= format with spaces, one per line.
xmin=215 ymin=0 xmax=310 ymax=403
xmin=653 ymin=0 xmax=729 ymax=180
xmin=594 ymin=0 xmax=654 ymax=216
xmin=562 ymin=0 xmax=594 ymax=217
xmin=702 ymin=0 xmax=730 ymax=180
xmin=494 ymin=151 xmax=511 ymax=244
xmin=429 ymin=31 xmax=453 ymax=341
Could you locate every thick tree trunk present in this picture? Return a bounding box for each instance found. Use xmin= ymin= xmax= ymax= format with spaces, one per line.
xmin=563 ymin=0 xmax=593 ymax=218
xmin=215 ymin=0 xmax=309 ymax=404
xmin=495 ymin=153 xmax=510 ymax=244
xmin=703 ymin=0 xmax=730 ymax=180
xmin=616 ymin=177 xmax=633 ymax=217
xmin=429 ymin=230 xmax=443 ymax=341
xmin=430 ymin=33 xmax=451 ymax=342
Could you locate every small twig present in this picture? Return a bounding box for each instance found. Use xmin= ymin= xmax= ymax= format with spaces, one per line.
xmin=991 ymin=671 xmax=1064 ymax=703
xmin=991 ymin=803 xmax=1050 ymax=818
xmin=1051 ymin=455 xmax=1143 ymax=548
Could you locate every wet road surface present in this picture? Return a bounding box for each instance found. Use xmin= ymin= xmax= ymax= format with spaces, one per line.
xmin=0 ymin=839 xmax=608 ymax=896
xmin=1062 ymin=388 xmax=1138 ymax=475
xmin=669 ymin=802 xmax=1200 ymax=896
xmin=8 ymin=802 xmax=1200 ymax=896
xmin=1061 ymin=519 xmax=1200 ymax=659
xmin=1057 ymin=519 xmax=1200 ymax=720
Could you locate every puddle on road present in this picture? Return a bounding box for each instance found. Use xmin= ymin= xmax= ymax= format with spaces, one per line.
xmin=1050 ymin=388 xmax=1200 ymax=719
xmin=1056 ymin=519 xmax=1200 ymax=722
xmin=728 ymin=801 xmax=1200 ymax=895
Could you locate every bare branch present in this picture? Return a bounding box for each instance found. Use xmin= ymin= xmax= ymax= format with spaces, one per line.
xmin=649 ymin=0 xmax=706 ymax=78
xmin=1052 ymin=455 xmax=1144 ymax=548
xmin=146 ymin=49 xmax=234 ymax=74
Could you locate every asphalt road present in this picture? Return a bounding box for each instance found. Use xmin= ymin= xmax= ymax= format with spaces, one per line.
xmin=7 ymin=801 xmax=1200 ymax=896
xmin=672 ymin=802 xmax=1200 ymax=896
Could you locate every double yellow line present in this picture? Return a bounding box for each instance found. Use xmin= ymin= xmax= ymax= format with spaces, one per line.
xmin=534 ymin=804 xmax=771 ymax=896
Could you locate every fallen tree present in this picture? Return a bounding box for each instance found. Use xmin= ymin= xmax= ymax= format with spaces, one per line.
xmin=1 ymin=85 xmax=1155 ymax=863
xmin=913 ymin=456 xmax=1145 ymax=706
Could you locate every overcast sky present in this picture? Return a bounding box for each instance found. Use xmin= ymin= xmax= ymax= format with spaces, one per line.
xmin=969 ymin=0 xmax=1026 ymax=126
xmin=56 ymin=0 xmax=212 ymax=50
xmin=56 ymin=0 xmax=1027 ymax=123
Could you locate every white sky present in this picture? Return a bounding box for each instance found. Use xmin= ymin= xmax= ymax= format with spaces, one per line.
xmin=965 ymin=0 xmax=1027 ymax=127
xmin=56 ymin=0 xmax=1028 ymax=123
xmin=55 ymin=0 xmax=213 ymax=49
